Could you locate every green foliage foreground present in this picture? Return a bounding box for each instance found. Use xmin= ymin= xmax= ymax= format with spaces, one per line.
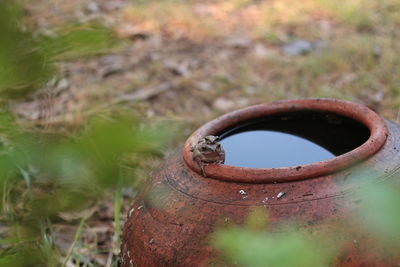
xmin=0 ymin=114 xmax=170 ymax=266
xmin=213 ymin=228 xmax=334 ymax=267
xmin=0 ymin=2 xmax=170 ymax=266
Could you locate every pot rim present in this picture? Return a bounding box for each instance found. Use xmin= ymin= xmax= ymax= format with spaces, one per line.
xmin=182 ymin=98 xmax=388 ymax=183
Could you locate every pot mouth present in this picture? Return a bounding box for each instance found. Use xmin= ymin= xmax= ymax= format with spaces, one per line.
xmin=182 ymin=98 xmax=388 ymax=183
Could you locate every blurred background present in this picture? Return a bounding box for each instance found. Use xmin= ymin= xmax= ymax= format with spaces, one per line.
xmin=14 ymin=0 xmax=400 ymax=125
xmin=1 ymin=0 xmax=400 ymax=266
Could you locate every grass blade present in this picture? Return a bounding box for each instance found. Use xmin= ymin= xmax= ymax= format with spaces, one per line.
xmin=61 ymin=217 xmax=85 ymax=267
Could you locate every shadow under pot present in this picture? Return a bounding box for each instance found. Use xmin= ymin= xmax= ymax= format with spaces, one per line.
xmin=121 ymin=98 xmax=400 ymax=267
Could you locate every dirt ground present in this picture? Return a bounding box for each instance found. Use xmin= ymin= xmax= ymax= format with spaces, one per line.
xmin=11 ymin=0 xmax=400 ymax=265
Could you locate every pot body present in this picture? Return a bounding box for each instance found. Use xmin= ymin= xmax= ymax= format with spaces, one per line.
xmin=121 ymin=100 xmax=400 ymax=267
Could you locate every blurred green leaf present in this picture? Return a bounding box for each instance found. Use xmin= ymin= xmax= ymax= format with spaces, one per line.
xmin=76 ymin=116 xmax=171 ymax=188
xmin=212 ymin=226 xmax=336 ymax=267
xmin=0 ymin=114 xmax=171 ymax=217
xmin=0 ymin=2 xmax=55 ymax=98
xmin=0 ymin=2 xmax=117 ymax=98
xmin=0 ymin=243 xmax=58 ymax=267
xmin=246 ymin=206 xmax=268 ymax=230
xmin=356 ymin=183 xmax=400 ymax=241
xmin=40 ymin=23 xmax=117 ymax=60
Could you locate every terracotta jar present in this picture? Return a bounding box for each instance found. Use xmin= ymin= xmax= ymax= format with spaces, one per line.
xmin=121 ymin=99 xmax=400 ymax=266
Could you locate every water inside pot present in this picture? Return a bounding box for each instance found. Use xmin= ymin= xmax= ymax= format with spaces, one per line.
xmin=219 ymin=111 xmax=370 ymax=168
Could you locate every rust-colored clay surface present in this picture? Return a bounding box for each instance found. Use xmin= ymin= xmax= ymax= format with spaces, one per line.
xmin=121 ymin=99 xmax=399 ymax=267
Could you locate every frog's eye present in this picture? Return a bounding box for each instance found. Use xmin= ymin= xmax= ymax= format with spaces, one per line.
xmin=200 ymin=147 xmax=208 ymax=151
xmin=216 ymin=144 xmax=221 ymax=149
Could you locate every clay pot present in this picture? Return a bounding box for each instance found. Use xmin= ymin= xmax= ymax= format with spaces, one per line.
xmin=121 ymin=99 xmax=400 ymax=266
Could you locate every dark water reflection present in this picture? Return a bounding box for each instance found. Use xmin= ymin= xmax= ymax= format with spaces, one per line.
xmin=219 ymin=111 xmax=370 ymax=168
